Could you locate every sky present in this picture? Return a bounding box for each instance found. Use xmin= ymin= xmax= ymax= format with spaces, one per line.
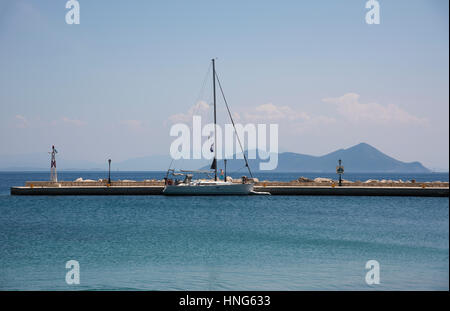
xmin=0 ymin=0 xmax=448 ymax=170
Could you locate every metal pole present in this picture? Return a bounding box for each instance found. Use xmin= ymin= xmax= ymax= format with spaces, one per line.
xmin=224 ymin=159 xmax=227 ymax=182
xmin=108 ymin=159 xmax=111 ymax=184
xmin=212 ymin=58 xmax=218 ymax=181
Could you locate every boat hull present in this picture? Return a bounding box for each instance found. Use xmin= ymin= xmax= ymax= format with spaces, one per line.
xmin=163 ymin=183 xmax=254 ymax=195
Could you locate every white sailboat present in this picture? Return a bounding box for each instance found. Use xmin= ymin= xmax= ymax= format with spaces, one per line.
xmin=163 ymin=172 xmax=254 ymax=195
xmin=163 ymin=59 xmax=254 ymax=195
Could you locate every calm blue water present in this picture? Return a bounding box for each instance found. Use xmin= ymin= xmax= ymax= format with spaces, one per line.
xmin=0 ymin=172 xmax=448 ymax=290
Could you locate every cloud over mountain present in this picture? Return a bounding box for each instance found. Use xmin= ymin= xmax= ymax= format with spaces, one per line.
xmin=322 ymin=93 xmax=427 ymax=125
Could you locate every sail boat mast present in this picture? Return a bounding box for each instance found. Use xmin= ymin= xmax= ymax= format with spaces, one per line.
xmin=161 ymin=60 xmax=255 ymax=195
xmin=212 ymin=58 xmax=218 ymax=181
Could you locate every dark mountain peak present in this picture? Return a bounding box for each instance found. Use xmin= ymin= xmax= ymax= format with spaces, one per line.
xmin=354 ymin=142 xmax=370 ymax=148
xmin=203 ymin=142 xmax=430 ymax=173
xmin=346 ymin=142 xmax=378 ymax=152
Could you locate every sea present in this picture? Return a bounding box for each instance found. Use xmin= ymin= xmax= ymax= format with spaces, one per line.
xmin=0 ymin=171 xmax=448 ymax=290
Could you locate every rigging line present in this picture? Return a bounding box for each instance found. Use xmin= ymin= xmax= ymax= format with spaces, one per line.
xmin=192 ymin=63 xmax=212 ymax=117
xmin=173 ymin=64 xmax=212 ymax=171
xmin=214 ymin=71 xmax=253 ymax=178
xmin=164 ymin=159 xmax=174 ymax=179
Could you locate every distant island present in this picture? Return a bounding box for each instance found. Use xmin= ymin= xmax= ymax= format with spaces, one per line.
xmin=201 ymin=142 xmax=431 ymax=173
xmin=0 ymin=143 xmax=432 ymax=173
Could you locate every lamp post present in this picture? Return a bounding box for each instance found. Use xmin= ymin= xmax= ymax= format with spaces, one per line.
xmin=108 ymin=159 xmax=111 ymax=184
xmin=336 ymin=159 xmax=344 ymax=186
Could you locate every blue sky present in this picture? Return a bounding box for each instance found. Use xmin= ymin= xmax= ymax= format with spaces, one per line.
xmin=0 ymin=0 xmax=448 ymax=170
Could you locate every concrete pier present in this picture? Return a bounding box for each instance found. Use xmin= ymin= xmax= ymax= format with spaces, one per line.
xmin=10 ymin=185 xmax=449 ymax=197
xmin=10 ymin=186 xmax=163 ymax=196
xmin=253 ymin=186 xmax=448 ymax=197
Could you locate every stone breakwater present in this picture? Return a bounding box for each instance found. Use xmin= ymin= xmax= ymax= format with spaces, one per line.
xmin=21 ymin=177 xmax=449 ymax=189
xmin=10 ymin=176 xmax=449 ymax=196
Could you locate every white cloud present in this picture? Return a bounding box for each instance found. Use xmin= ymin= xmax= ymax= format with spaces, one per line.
xmin=238 ymin=103 xmax=337 ymax=135
xmin=15 ymin=115 xmax=29 ymax=128
xmin=322 ymin=93 xmax=427 ymax=125
xmin=231 ymin=111 xmax=241 ymax=121
xmin=244 ymin=103 xmax=310 ymax=122
xmin=49 ymin=117 xmax=85 ymax=127
xmin=168 ymin=101 xmax=210 ymax=123
xmin=61 ymin=117 xmax=85 ymax=127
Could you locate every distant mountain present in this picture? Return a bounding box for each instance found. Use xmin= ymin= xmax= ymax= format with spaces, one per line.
xmin=200 ymin=143 xmax=431 ymax=173
xmin=0 ymin=143 xmax=431 ymax=172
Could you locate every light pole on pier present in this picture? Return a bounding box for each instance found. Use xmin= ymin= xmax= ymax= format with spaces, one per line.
xmin=108 ymin=159 xmax=111 ymax=184
xmin=336 ymin=159 xmax=344 ymax=187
